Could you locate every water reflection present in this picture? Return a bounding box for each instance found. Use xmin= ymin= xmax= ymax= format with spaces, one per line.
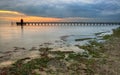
xmin=21 ymin=26 xmax=24 ymax=37
xmin=0 ymin=24 xmax=119 ymax=51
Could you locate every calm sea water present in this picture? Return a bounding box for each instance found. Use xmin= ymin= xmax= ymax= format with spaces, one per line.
xmin=0 ymin=24 xmax=119 ymax=51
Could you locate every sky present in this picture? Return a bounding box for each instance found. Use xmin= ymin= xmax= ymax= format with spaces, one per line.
xmin=0 ymin=0 xmax=120 ymax=22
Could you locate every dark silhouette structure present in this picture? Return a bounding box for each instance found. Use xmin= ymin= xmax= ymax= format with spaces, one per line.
xmin=16 ymin=19 xmax=120 ymax=26
xmin=20 ymin=19 xmax=24 ymax=29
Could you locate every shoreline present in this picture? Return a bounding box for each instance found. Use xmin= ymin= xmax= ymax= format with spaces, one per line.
xmin=0 ymin=27 xmax=120 ymax=75
xmin=0 ymin=30 xmax=111 ymax=67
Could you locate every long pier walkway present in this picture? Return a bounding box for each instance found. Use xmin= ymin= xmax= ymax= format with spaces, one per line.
xmin=16 ymin=19 xmax=120 ymax=26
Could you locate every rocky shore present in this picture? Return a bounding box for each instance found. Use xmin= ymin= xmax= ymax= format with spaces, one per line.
xmin=0 ymin=27 xmax=120 ymax=75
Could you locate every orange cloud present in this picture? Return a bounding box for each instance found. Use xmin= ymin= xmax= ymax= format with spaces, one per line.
xmin=0 ymin=10 xmax=62 ymax=23
xmin=18 ymin=16 xmax=62 ymax=22
xmin=0 ymin=10 xmax=93 ymax=23
xmin=0 ymin=10 xmax=25 ymax=15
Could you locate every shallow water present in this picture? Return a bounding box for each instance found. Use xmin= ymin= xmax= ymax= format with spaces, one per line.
xmin=0 ymin=24 xmax=119 ymax=66
xmin=0 ymin=24 xmax=119 ymax=51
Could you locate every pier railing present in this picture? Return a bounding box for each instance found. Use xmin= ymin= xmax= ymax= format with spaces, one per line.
xmin=16 ymin=22 xmax=120 ymax=26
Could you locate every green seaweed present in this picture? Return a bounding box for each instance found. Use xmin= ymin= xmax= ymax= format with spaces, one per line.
xmin=103 ymin=35 xmax=111 ymax=40
xmin=75 ymin=38 xmax=92 ymax=41
xmin=112 ymin=27 xmax=120 ymax=37
xmin=95 ymin=31 xmax=107 ymax=36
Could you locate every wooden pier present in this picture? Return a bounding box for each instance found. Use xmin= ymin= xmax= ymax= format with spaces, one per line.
xmin=16 ymin=21 xmax=120 ymax=26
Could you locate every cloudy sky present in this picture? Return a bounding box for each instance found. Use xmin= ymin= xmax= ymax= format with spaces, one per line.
xmin=0 ymin=0 xmax=120 ymax=22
